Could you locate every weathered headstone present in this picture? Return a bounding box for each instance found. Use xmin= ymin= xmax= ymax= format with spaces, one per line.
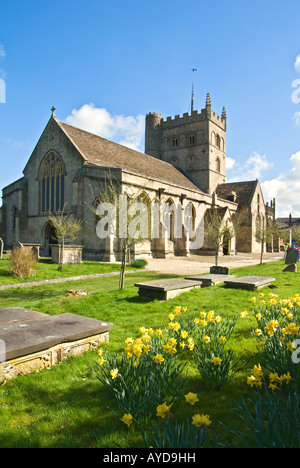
xmin=285 ymin=247 xmax=300 ymax=265
xmin=283 ymin=263 xmax=297 ymax=272
xmin=210 ymin=266 xmax=230 ymax=275
xmin=224 ymin=276 xmax=276 ymax=291
xmin=135 ymin=278 xmax=202 ymax=300
xmin=0 ymin=308 xmax=113 ymax=380
xmin=185 ymin=274 xmax=236 ymax=287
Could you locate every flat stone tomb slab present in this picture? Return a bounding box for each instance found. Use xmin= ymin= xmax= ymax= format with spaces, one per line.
xmin=135 ymin=278 xmax=202 ymax=300
xmin=185 ymin=274 xmax=236 ymax=287
xmin=224 ymin=276 xmax=276 ymax=291
xmin=0 ymin=308 xmax=113 ymax=380
xmin=0 ymin=311 xmax=113 ymax=361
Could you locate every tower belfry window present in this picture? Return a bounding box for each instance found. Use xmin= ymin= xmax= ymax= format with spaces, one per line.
xmin=172 ymin=137 xmax=178 ymax=148
xmin=40 ymin=152 xmax=65 ymax=213
xmin=189 ymin=134 xmax=195 ymax=145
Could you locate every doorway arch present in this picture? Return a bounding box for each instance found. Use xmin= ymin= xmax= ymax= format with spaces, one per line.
xmin=43 ymin=222 xmax=58 ymax=257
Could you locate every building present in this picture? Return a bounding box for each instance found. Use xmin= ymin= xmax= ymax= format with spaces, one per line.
xmin=0 ymin=96 xmax=277 ymax=261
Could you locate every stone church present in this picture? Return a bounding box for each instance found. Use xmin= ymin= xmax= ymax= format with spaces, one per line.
xmin=0 ymin=95 xmax=277 ymax=261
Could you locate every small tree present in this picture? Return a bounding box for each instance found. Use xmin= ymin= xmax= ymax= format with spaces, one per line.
xmin=204 ymin=207 xmax=245 ymax=266
xmin=255 ymin=218 xmax=279 ymax=264
xmin=92 ymin=176 xmax=152 ymax=290
xmin=48 ymin=205 xmax=82 ymax=269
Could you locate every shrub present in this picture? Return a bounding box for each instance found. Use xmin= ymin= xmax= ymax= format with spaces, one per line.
xmin=130 ymin=259 xmax=148 ymax=269
xmin=9 ymin=247 xmax=38 ymax=279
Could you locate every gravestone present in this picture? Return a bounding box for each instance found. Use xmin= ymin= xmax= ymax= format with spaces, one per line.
xmin=135 ymin=278 xmax=202 ymax=300
xmin=185 ymin=274 xmax=236 ymax=287
xmin=210 ymin=266 xmax=230 ymax=275
xmin=0 ymin=308 xmax=113 ymax=380
xmin=224 ymin=276 xmax=276 ymax=291
xmin=285 ymin=247 xmax=300 ymax=265
xmin=283 ymin=263 xmax=297 ymax=272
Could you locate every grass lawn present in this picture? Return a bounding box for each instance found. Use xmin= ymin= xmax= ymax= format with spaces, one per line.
xmin=0 ymin=258 xmax=299 ymax=448
xmin=0 ymin=254 xmax=121 ymax=285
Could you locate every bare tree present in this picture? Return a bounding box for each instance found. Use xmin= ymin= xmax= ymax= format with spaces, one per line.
xmin=92 ymin=175 xmax=152 ymax=290
xmin=204 ymin=207 xmax=245 ymax=266
xmin=48 ymin=205 xmax=82 ymax=269
xmin=255 ymin=218 xmax=279 ymax=264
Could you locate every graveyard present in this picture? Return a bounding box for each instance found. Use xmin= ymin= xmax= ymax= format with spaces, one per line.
xmin=0 ymin=253 xmax=300 ymax=448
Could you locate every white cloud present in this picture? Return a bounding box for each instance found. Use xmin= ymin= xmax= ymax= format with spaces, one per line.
xmin=295 ymin=55 xmax=300 ymax=73
xmin=227 ymin=151 xmax=273 ymax=182
xmin=0 ymin=43 xmax=6 ymax=58
xmin=226 ymin=156 xmax=236 ymax=170
xmin=261 ymin=151 xmax=300 ymax=217
xmin=66 ymin=103 xmax=145 ymax=152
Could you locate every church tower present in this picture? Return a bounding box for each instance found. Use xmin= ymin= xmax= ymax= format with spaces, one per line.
xmin=145 ymin=94 xmax=227 ymax=195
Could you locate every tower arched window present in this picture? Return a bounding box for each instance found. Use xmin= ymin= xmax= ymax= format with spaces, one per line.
xmin=216 ymin=134 xmax=221 ymax=148
xmin=172 ymin=136 xmax=178 ymax=148
xmin=216 ymin=157 xmax=221 ymax=173
xmin=40 ymin=152 xmax=65 ymax=213
xmin=189 ymin=134 xmax=195 ymax=145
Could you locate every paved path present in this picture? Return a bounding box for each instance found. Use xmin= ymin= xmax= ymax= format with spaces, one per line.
xmin=0 ymin=269 xmax=146 ymax=291
xmin=145 ymin=252 xmax=285 ymax=276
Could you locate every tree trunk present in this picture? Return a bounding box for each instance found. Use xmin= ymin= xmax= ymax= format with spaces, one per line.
xmin=119 ymin=245 xmax=127 ymax=290
xmin=60 ymin=239 xmax=65 ymax=269
xmin=260 ymin=233 xmax=265 ymax=265
xmin=0 ymin=238 xmax=3 ymax=260
xmin=215 ymin=249 xmax=219 ymax=266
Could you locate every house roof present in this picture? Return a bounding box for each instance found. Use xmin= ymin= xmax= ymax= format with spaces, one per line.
xmin=54 ymin=118 xmax=203 ymax=194
xmin=216 ymin=180 xmax=259 ymax=206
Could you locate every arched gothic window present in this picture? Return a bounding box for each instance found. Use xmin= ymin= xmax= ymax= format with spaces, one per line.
xmin=189 ymin=134 xmax=195 ymax=145
xmin=172 ymin=136 xmax=178 ymax=148
xmin=216 ymin=157 xmax=221 ymax=173
xmin=40 ymin=152 xmax=65 ymax=213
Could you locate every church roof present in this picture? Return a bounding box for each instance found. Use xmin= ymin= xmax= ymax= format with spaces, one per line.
xmin=216 ymin=180 xmax=259 ymax=206
xmin=55 ymin=118 xmax=203 ymax=193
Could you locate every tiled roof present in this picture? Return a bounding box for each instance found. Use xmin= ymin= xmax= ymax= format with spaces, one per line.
xmin=216 ymin=180 xmax=259 ymax=206
xmin=55 ymin=118 xmax=202 ymax=193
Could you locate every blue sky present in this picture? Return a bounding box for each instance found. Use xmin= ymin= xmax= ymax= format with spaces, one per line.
xmin=1 ymin=0 xmax=300 ymax=216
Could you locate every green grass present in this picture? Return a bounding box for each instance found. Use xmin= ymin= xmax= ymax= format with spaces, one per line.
xmin=0 ymin=258 xmax=299 ymax=448
xmin=0 ymin=254 xmax=121 ymax=285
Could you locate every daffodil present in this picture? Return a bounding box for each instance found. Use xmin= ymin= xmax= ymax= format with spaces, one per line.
xmin=203 ymin=335 xmax=211 ymax=344
xmin=212 ymin=357 xmax=222 ymax=366
xmin=192 ymin=414 xmax=212 ymax=428
xmin=180 ymin=330 xmax=189 ymax=339
xmin=156 ymin=402 xmax=172 ymax=419
xmin=154 ymin=354 xmax=164 ymax=364
xmin=122 ymin=414 xmax=133 ymax=428
xmin=184 ymin=392 xmax=199 ymax=405
xmin=110 ymin=368 xmax=119 ymax=380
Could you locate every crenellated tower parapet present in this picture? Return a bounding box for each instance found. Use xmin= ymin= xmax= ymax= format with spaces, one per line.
xmin=145 ymin=94 xmax=227 ymax=194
